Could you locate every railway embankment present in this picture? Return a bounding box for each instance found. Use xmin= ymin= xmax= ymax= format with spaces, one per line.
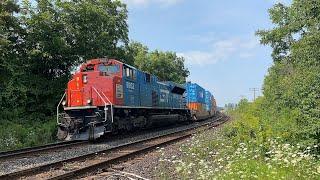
xmin=0 ymin=115 xmax=225 ymax=179
xmin=156 ymin=99 xmax=320 ymax=179
xmin=80 ymin=114 xmax=228 ymax=180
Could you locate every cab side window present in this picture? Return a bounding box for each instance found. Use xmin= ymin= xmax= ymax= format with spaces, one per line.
xmin=145 ymin=73 xmax=151 ymax=83
xmin=81 ymin=64 xmax=94 ymax=72
xmin=123 ymin=66 xmax=136 ymax=80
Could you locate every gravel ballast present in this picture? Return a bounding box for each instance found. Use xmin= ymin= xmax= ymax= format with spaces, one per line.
xmin=85 ymin=141 xmax=185 ymax=180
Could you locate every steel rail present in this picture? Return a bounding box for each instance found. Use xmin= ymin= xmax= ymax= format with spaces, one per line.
xmin=48 ymin=116 xmax=227 ymax=180
xmin=0 ymin=115 xmax=227 ymax=180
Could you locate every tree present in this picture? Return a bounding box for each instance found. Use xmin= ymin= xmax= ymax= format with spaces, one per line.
xmin=0 ymin=0 xmax=28 ymax=120
xmin=123 ymin=41 xmax=149 ymax=67
xmin=0 ymin=0 xmax=129 ymax=120
xmin=148 ymin=50 xmax=189 ymax=83
xmin=127 ymin=42 xmax=189 ymax=84
xmin=257 ymin=0 xmax=320 ymax=146
xmin=57 ymin=0 xmax=129 ymax=61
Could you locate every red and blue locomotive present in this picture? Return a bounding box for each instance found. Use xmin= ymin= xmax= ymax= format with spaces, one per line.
xmin=57 ymin=58 xmax=190 ymax=140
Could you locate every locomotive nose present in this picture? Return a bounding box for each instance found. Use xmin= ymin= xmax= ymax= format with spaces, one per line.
xmin=67 ymin=74 xmax=85 ymax=107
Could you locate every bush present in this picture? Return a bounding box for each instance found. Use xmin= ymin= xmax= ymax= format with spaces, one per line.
xmin=0 ymin=118 xmax=57 ymax=151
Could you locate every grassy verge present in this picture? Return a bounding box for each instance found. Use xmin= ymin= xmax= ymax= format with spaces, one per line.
xmin=0 ymin=119 xmax=57 ymax=151
xmin=159 ymin=98 xmax=320 ymax=179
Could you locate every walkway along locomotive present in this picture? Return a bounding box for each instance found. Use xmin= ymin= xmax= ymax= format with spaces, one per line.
xmin=57 ymin=58 xmax=217 ymax=141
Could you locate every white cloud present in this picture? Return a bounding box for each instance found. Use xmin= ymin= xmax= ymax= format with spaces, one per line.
xmin=122 ymin=0 xmax=183 ymax=7
xmin=178 ymin=37 xmax=259 ymax=66
xmin=177 ymin=51 xmax=219 ymax=66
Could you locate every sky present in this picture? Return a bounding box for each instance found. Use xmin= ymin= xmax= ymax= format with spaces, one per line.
xmin=122 ymin=0 xmax=291 ymax=106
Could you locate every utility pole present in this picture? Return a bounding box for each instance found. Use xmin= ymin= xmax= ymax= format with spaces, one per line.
xmin=249 ymin=88 xmax=259 ymax=101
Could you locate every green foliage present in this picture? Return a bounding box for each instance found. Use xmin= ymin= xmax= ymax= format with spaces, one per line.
xmin=0 ymin=119 xmax=57 ymax=151
xmin=257 ymin=0 xmax=320 ymax=147
xmin=0 ymin=0 xmax=27 ymax=118
xmin=225 ymin=98 xmax=303 ymax=147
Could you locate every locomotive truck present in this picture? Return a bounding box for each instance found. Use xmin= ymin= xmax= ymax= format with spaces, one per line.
xmin=57 ymin=58 xmax=216 ymax=141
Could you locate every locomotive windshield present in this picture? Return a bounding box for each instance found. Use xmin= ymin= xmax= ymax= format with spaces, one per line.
xmin=98 ymin=64 xmax=120 ymax=74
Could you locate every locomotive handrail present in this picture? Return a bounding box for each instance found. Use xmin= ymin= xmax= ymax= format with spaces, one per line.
xmin=92 ymin=87 xmax=110 ymax=123
xmin=101 ymin=92 xmax=114 ymax=123
xmin=57 ymin=92 xmax=66 ymax=124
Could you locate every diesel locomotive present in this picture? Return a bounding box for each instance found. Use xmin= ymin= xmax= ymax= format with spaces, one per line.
xmin=57 ymin=58 xmax=216 ymax=141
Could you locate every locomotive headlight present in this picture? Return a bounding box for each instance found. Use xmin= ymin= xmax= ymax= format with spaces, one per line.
xmin=87 ymin=99 xmax=92 ymax=104
xmin=83 ymin=75 xmax=88 ymax=83
xmin=62 ymin=101 xmax=66 ymax=106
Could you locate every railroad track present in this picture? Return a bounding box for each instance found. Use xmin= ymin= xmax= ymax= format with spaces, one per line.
xmin=0 ymin=115 xmax=228 ymax=180
xmin=0 ymin=140 xmax=88 ymax=161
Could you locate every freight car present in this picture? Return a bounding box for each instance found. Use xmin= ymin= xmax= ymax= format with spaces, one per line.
xmin=185 ymin=82 xmax=216 ymax=120
xmin=57 ymin=58 xmax=217 ymax=141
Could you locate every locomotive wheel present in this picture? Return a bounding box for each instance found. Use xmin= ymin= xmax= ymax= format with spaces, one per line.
xmin=61 ymin=114 xmax=75 ymax=130
xmin=57 ymin=113 xmax=73 ymax=140
xmin=57 ymin=126 xmax=68 ymax=140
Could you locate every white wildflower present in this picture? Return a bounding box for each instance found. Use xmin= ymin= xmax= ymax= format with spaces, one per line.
xmin=283 ymin=144 xmax=290 ymax=149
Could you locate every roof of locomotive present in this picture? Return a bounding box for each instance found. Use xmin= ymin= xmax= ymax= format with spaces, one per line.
xmin=78 ymin=58 xmax=185 ymax=91
xmin=79 ymin=58 xmax=123 ymax=70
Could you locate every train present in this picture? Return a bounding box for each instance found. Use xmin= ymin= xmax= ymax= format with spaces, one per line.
xmin=57 ymin=58 xmax=217 ymax=141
